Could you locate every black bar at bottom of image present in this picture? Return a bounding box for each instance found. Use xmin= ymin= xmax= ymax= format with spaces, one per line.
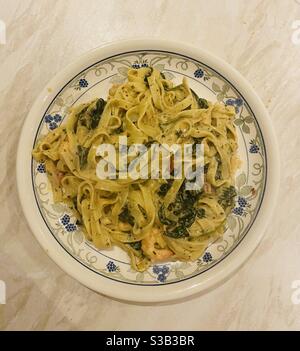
xmin=0 ymin=331 xmax=299 ymax=348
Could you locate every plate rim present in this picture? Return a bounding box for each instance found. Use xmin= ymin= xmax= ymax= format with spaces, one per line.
xmin=16 ymin=39 xmax=280 ymax=302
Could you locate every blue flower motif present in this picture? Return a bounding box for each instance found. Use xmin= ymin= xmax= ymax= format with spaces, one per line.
xmin=65 ymin=223 xmax=77 ymax=232
xmin=249 ymin=144 xmax=259 ymax=153
xmin=194 ymin=68 xmax=204 ymax=78
xmin=49 ymin=121 xmax=58 ymax=130
xmin=238 ymin=196 xmax=247 ymax=208
xmin=202 ymin=252 xmax=213 ymax=263
xmin=233 ymin=207 xmax=243 ymax=216
xmin=226 ymin=98 xmax=243 ymax=113
xmin=60 ymin=214 xmax=70 ymax=226
xmin=53 ymin=114 xmax=62 ymax=123
xmin=132 ymin=60 xmax=148 ymax=69
xmin=79 ymin=78 xmax=88 ymax=88
xmin=37 ymin=163 xmax=46 ymax=173
xmin=235 ymin=98 xmax=243 ymax=107
xmin=152 ymin=265 xmax=169 ymax=282
xmin=45 ymin=114 xmax=53 ymax=123
xmin=106 ymin=261 xmax=117 ymax=272
xmin=249 ymin=139 xmax=259 ymax=153
xmin=152 ymin=265 xmax=161 ymax=274
xmin=161 ymin=265 xmax=169 ymax=274
xmin=157 ymin=273 xmax=166 ymax=282
xmin=226 ymin=99 xmax=235 ymax=106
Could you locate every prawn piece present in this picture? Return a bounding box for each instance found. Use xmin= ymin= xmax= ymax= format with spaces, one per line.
xmin=141 ymin=227 xmax=174 ymax=262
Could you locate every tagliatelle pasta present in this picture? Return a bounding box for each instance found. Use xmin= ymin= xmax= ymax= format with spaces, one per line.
xmin=32 ymin=67 xmax=239 ymax=272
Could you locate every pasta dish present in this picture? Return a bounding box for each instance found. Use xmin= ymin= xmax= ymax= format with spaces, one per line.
xmin=32 ymin=67 xmax=239 ymax=271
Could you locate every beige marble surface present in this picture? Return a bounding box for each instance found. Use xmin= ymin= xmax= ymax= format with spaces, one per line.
xmin=0 ymin=0 xmax=300 ymax=330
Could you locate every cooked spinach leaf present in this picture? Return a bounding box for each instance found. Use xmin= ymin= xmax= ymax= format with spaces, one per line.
xmin=178 ymin=207 xmax=196 ymax=228
xmin=119 ymin=205 xmax=135 ymax=226
xmin=191 ymin=89 xmax=209 ymax=109
xmin=165 ymin=225 xmax=188 ymax=238
xmin=196 ymin=208 xmax=206 ymax=218
xmin=158 ymin=205 xmax=175 ymax=226
xmin=218 ymin=186 xmax=237 ymax=209
xmin=160 ymin=180 xmax=203 ymax=239
xmin=129 ymin=241 xmax=142 ymax=250
xmin=77 ymin=145 xmax=89 ymax=169
xmin=90 ymin=98 xmax=106 ymax=129
xmin=77 ymin=106 xmax=88 ymax=120
xmin=158 ymin=180 xmax=173 ymax=197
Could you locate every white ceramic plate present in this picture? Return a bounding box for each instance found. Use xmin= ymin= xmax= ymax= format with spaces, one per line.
xmin=17 ymin=39 xmax=279 ymax=302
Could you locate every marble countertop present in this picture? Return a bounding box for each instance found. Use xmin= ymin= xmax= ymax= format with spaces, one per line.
xmin=1 ymin=0 xmax=300 ymax=331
